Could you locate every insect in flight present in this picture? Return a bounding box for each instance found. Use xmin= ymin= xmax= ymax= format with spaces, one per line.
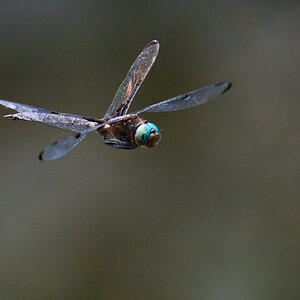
xmin=0 ymin=40 xmax=231 ymax=161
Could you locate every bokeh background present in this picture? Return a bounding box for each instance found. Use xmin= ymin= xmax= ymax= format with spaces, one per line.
xmin=0 ymin=0 xmax=299 ymax=299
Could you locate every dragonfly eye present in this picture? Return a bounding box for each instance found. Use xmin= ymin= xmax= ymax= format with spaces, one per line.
xmin=135 ymin=123 xmax=161 ymax=148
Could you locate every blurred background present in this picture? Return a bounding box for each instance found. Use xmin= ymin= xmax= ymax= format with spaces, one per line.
xmin=0 ymin=0 xmax=299 ymax=299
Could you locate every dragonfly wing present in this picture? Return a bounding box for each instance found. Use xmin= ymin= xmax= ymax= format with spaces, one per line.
xmin=104 ymin=40 xmax=159 ymax=118
xmin=0 ymin=99 xmax=100 ymax=133
xmin=0 ymin=99 xmax=53 ymax=114
xmin=136 ymin=82 xmax=231 ymax=113
xmin=39 ymin=133 xmax=87 ymax=161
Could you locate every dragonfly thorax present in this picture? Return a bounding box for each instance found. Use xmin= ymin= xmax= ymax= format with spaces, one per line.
xmin=97 ymin=115 xmax=160 ymax=150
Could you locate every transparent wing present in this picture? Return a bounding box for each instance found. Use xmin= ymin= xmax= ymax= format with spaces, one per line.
xmin=104 ymin=40 xmax=159 ymax=118
xmin=0 ymin=98 xmax=55 ymax=114
xmin=0 ymin=99 xmax=100 ymax=133
xmin=39 ymin=133 xmax=87 ymax=161
xmin=135 ymin=82 xmax=231 ymax=114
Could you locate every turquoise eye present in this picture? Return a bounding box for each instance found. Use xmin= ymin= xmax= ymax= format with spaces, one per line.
xmin=147 ymin=123 xmax=159 ymax=133
xmin=135 ymin=122 xmax=160 ymax=148
xmin=135 ymin=124 xmax=151 ymax=144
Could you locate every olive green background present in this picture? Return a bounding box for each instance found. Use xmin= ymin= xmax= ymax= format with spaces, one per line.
xmin=0 ymin=1 xmax=299 ymax=299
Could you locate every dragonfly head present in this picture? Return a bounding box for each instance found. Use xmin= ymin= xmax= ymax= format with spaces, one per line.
xmin=135 ymin=122 xmax=161 ymax=148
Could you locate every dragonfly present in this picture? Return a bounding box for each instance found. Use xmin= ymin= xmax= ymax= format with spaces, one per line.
xmin=0 ymin=40 xmax=231 ymax=161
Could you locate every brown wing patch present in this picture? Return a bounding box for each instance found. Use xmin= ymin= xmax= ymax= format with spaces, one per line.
xmin=126 ymin=79 xmax=133 ymax=98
